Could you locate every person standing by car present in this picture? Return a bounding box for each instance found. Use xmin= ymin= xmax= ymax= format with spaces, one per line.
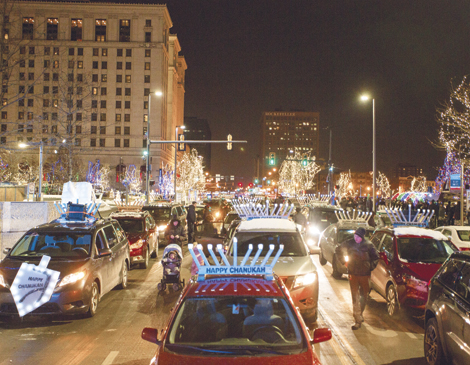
xmin=202 ymin=205 xmax=213 ymax=235
xmin=293 ymin=207 xmax=307 ymax=230
xmin=187 ymin=201 xmax=197 ymax=243
xmin=165 ymin=216 xmax=186 ymax=248
xmin=335 ymin=227 xmax=379 ymax=330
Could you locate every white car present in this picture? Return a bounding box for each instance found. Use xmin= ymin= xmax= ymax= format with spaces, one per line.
xmin=434 ymin=226 xmax=470 ymax=250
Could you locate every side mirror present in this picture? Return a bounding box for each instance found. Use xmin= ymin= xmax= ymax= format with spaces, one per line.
xmin=309 ymin=246 xmax=320 ymax=255
xmin=3 ymin=248 xmax=11 ymax=255
xmin=141 ymin=327 xmax=162 ymax=346
xmin=311 ymin=327 xmax=332 ymax=344
xmin=99 ymin=248 xmax=112 ymax=257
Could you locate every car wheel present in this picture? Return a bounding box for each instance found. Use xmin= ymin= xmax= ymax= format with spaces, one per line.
xmin=118 ymin=263 xmax=128 ymax=289
xmin=332 ymin=255 xmax=343 ymax=279
xmin=87 ymin=282 xmax=99 ymax=317
xmin=424 ymin=318 xmax=445 ymax=365
xmin=140 ymin=248 xmax=149 ymax=269
xmin=386 ymin=284 xmax=399 ymax=317
xmin=319 ymin=247 xmax=327 ymax=266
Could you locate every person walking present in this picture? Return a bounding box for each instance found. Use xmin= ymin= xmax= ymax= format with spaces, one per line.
xmin=202 ymin=204 xmax=213 ymax=235
xmin=186 ymin=201 xmax=197 ymax=243
xmin=165 ymin=216 xmax=186 ymax=248
xmin=335 ymin=227 xmax=379 ymax=330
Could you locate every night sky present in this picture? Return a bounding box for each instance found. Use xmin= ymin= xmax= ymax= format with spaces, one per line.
xmin=166 ymin=0 xmax=470 ymax=180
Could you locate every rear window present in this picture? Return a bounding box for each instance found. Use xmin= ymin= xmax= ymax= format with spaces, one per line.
xmin=397 ymin=237 xmax=457 ymax=264
xmin=143 ymin=207 xmax=171 ymax=220
xmin=114 ymin=218 xmax=144 ymax=233
xmin=338 ymin=229 xmax=373 ymax=243
xmin=232 ymin=232 xmax=307 ymax=257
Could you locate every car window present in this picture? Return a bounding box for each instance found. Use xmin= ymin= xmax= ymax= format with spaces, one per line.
xmin=112 ymin=222 xmax=126 ymax=242
xmin=115 ymin=218 xmax=144 ymax=234
xmin=143 ymin=207 xmax=171 ymax=220
xmin=381 ymin=234 xmax=394 ymax=261
xmin=457 ymin=230 xmax=470 ymax=241
xmin=95 ymin=230 xmax=109 ymax=252
xmin=103 ymin=225 xmax=118 ymax=248
xmin=148 ymin=215 xmax=156 ymax=229
xmin=371 ymin=232 xmax=384 ymax=249
xmin=437 ymin=259 xmax=465 ymax=289
xmin=454 ymin=263 xmax=470 ymax=302
xmin=323 ymin=225 xmax=335 ymax=237
xmin=337 ymin=228 xmax=373 ymax=244
xmin=232 ymin=232 xmax=307 ymax=257
xmin=397 ymin=237 xmax=457 ymax=263
xmin=224 ymin=213 xmax=239 ymax=225
xmin=442 ymin=229 xmax=452 ymax=238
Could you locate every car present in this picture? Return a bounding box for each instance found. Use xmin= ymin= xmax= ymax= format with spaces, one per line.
xmin=424 ymin=251 xmax=470 ymax=365
xmin=203 ymin=199 xmax=232 ymax=223
xmin=0 ymin=210 xmax=130 ymax=318
xmin=318 ymin=221 xmax=375 ymax=279
xmin=221 ymin=210 xmax=240 ymax=234
xmin=227 ymin=218 xmax=319 ymax=323
xmin=142 ymin=203 xmax=187 ymax=243
xmin=109 ymin=210 xmax=158 ymax=269
xmin=141 ymin=244 xmax=332 ymax=364
xmin=303 ymin=204 xmax=342 ymax=245
xmin=369 ymin=226 xmax=457 ymax=317
xmin=434 ymin=225 xmax=470 ymax=251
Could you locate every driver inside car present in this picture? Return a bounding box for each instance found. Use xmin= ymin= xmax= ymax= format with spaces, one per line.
xmin=243 ymin=299 xmax=284 ymax=340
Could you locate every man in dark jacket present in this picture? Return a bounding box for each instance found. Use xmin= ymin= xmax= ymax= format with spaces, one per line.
xmin=165 ymin=216 xmax=186 ymax=248
xmin=335 ymin=227 xmax=379 ymax=330
xmin=293 ymin=207 xmax=307 ymax=228
xmin=187 ymin=201 xmax=197 ymax=243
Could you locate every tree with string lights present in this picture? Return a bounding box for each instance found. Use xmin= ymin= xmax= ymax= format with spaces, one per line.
xmin=176 ymin=148 xmax=205 ymax=196
xmin=278 ymin=150 xmax=321 ymax=195
xmin=335 ymin=172 xmax=353 ymax=199
xmin=376 ymin=171 xmax=393 ymax=198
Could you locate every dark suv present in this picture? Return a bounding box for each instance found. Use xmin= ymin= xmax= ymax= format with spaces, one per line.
xmin=143 ymin=203 xmax=186 ymax=243
xmin=424 ymin=251 xmax=470 ymax=365
xmin=0 ymin=217 xmax=130 ymax=318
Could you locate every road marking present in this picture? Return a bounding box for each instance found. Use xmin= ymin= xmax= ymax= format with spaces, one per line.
xmin=101 ymin=351 xmax=119 ymax=365
xmin=363 ymin=323 xmax=397 ymax=338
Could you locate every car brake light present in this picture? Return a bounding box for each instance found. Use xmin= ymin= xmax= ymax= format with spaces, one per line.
xmin=460 ymin=247 xmax=470 ymax=251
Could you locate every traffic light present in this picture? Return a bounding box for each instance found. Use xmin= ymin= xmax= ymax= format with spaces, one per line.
xmin=177 ymin=134 xmax=186 ymax=151
xmin=269 ymin=152 xmax=275 ymax=166
xmin=227 ymin=134 xmax=232 ymax=151
xmin=248 ymin=183 xmax=253 ymax=188
xmin=302 ymin=159 xmax=307 ymax=166
xmin=267 ymin=180 xmax=271 ymax=185
xmin=238 ymin=182 xmax=243 ymax=187
xmin=254 ymin=178 xmax=259 ymax=184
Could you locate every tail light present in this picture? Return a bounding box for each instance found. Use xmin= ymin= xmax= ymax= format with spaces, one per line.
xmin=459 ymin=247 xmax=470 ymax=251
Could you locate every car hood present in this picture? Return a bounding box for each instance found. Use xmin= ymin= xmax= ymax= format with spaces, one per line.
xmin=235 ymin=256 xmax=316 ymax=277
xmin=400 ymin=261 xmax=442 ymax=282
xmin=126 ymin=233 xmax=145 ymax=243
xmin=0 ymin=257 xmax=88 ymax=285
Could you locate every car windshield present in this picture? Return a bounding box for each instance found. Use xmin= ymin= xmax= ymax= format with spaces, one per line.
xmin=167 ymin=296 xmax=305 ymax=355
xmin=143 ymin=207 xmax=171 ymax=220
xmin=397 ymin=237 xmax=457 ymax=263
xmin=337 ymin=229 xmax=373 ymax=243
xmin=115 ymin=219 xmax=144 ymax=233
xmin=9 ymin=232 xmax=92 ymax=258
xmin=457 ymin=230 xmax=470 ymax=242
xmin=309 ymin=210 xmax=338 ymax=225
xmin=232 ymin=232 xmax=307 ymax=257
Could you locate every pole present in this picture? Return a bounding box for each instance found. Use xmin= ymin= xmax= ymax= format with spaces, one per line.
xmin=461 ymin=161 xmax=464 ymax=226
xmin=146 ymin=94 xmax=151 ymax=204
xmin=38 ymin=143 xmax=43 ymax=201
xmin=174 ymin=127 xmax=178 ymax=202
xmin=372 ymin=98 xmax=376 ymax=213
xmin=328 ymin=128 xmax=332 ymax=194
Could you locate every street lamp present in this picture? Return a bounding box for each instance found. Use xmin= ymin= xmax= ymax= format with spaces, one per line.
xmin=19 ymin=142 xmax=43 ymax=201
xmin=360 ymin=94 xmax=376 ymax=212
xmin=174 ymin=125 xmax=185 ymax=201
xmin=146 ymin=91 xmax=163 ymax=204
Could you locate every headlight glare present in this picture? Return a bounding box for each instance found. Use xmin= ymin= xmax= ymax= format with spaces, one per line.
xmin=130 ymin=239 xmax=144 ymax=249
xmin=157 ymin=225 xmax=167 ymax=231
xmin=293 ymin=272 xmax=317 ymax=289
xmin=59 ymin=271 xmax=86 ymax=287
xmin=0 ymin=273 xmax=8 ymax=288
xmin=309 ymin=226 xmax=320 ymax=235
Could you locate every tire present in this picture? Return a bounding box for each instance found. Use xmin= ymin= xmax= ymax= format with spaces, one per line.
xmin=140 ymin=248 xmax=149 ymax=269
xmin=386 ymin=284 xmax=399 ymax=317
xmin=118 ymin=263 xmax=128 ymax=289
xmin=424 ymin=318 xmax=445 ymax=365
xmin=332 ymin=255 xmax=343 ymax=279
xmin=87 ymin=282 xmax=99 ymax=317
xmin=319 ymin=248 xmax=327 ymax=266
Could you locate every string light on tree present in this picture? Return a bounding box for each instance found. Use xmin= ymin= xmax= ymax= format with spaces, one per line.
xmin=278 ymin=149 xmax=321 ymax=195
xmin=176 ymin=149 xmax=205 ymax=196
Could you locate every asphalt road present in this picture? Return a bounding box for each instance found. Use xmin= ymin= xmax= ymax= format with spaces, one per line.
xmin=0 ymin=235 xmax=427 ymax=365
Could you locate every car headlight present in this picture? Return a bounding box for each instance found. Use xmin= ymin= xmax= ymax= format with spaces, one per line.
xmin=307 ymin=239 xmax=315 ymax=247
xmin=215 ymin=211 xmax=220 ymax=218
xmin=157 ymin=225 xmax=167 ymax=232
xmin=293 ymin=272 xmax=317 ymax=289
xmin=130 ymin=239 xmax=144 ymax=250
xmin=59 ymin=271 xmax=86 ymax=287
xmin=0 ymin=273 xmax=9 ymax=289
xmin=309 ymin=226 xmax=320 ymax=235
xmin=402 ymin=273 xmax=427 ymax=288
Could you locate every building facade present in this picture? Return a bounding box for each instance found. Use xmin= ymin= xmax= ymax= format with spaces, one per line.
xmin=183 ymin=116 xmax=211 ymax=172
xmin=0 ymin=0 xmax=185 ymax=186
xmin=259 ymin=110 xmax=320 ymax=178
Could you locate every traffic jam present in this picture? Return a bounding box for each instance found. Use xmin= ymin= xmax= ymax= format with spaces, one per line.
xmin=0 ymin=196 xmax=469 ymax=365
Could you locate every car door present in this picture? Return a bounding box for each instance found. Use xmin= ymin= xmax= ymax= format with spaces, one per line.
xmin=102 ymin=224 xmax=122 ymax=285
xmin=321 ymin=225 xmax=336 ymax=263
xmin=94 ymin=229 xmax=113 ymax=294
xmin=370 ymin=232 xmax=386 ymax=296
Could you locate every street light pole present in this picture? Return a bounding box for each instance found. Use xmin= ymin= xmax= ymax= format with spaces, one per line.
xmin=174 ymin=125 xmax=185 ymax=202
xmin=361 ymin=95 xmax=376 ymax=213
xmin=39 ymin=142 xmax=43 ymax=201
xmin=146 ymin=93 xmax=151 ymax=204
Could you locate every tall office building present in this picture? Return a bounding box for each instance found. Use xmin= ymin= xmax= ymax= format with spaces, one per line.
xmin=259 ymin=111 xmax=320 ymax=178
xmin=0 ymin=0 xmax=186 ymax=184
xmin=183 ymin=116 xmax=211 ymax=172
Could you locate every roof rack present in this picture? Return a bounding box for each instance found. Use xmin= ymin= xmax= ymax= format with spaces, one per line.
xmin=189 ymin=239 xmax=284 ymax=282
xmin=384 ymin=206 xmax=434 ymax=227
xmin=114 ymin=198 xmax=144 ymax=212
xmin=53 ymin=201 xmax=101 ymax=224
xmin=335 ymin=209 xmax=372 ymax=224
xmin=231 ymin=202 xmax=294 ymax=220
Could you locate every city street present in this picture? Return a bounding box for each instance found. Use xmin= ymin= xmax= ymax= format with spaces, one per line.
xmin=0 ymin=234 xmax=427 ymax=365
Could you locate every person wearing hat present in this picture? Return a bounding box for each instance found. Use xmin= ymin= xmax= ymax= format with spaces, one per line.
xmin=187 ymin=201 xmax=197 ymax=243
xmin=335 ymin=227 xmax=379 ymax=330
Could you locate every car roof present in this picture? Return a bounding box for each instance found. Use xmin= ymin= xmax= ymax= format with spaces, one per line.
xmin=110 ymin=211 xmax=148 ymax=219
xmin=237 ymin=218 xmax=297 ymax=232
xmin=437 ymin=226 xmax=470 ymax=231
xmin=308 ymin=205 xmax=342 ymax=211
xmin=382 ymin=226 xmax=448 ymax=240
xmin=26 ymin=218 xmax=116 ymax=233
xmin=334 ymin=222 xmax=374 ymax=230
xmin=184 ymin=276 xmax=285 ymax=298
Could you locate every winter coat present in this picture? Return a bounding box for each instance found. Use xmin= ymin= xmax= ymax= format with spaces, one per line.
xmin=165 ymin=219 xmax=186 ymax=246
xmin=187 ymin=205 xmax=197 ymax=223
xmin=335 ymin=237 xmax=379 ymax=276
xmin=293 ymin=211 xmax=307 ymax=227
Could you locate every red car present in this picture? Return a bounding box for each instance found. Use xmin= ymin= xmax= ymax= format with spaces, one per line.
xmin=110 ymin=211 xmax=158 ymax=269
xmin=369 ymin=226 xmax=457 ymax=316
xmin=141 ymin=244 xmax=332 ymax=364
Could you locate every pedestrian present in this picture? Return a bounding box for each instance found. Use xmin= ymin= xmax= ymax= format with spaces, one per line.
xmin=455 ymin=201 xmax=461 ymax=225
xmin=186 ymin=201 xmax=197 ymax=243
xmin=366 ymin=197 xmax=372 ymax=212
xmin=335 ymin=227 xmax=379 ymax=330
xmin=293 ymin=207 xmax=307 ymax=229
xmin=165 ymin=215 xmax=186 ymax=248
xmin=202 ymin=205 xmax=213 ymax=235
xmin=438 ymin=202 xmax=446 ymax=226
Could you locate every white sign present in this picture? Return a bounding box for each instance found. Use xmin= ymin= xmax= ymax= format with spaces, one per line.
xmin=10 ymin=256 xmax=60 ymax=317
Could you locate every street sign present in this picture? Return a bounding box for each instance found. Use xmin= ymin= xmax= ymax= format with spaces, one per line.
xmin=10 ymin=256 xmax=60 ymax=317
xmin=450 ymin=173 xmax=461 ymax=190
